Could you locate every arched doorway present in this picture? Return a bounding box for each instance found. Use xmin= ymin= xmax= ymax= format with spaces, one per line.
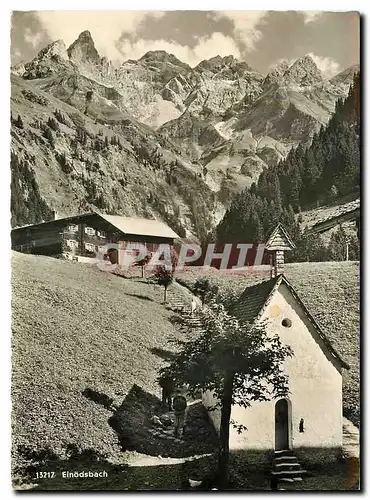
xmin=275 ymin=399 xmax=290 ymax=450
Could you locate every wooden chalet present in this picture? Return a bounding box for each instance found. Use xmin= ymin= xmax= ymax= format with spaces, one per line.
xmin=11 ymin=212 xmax=180 ymax=263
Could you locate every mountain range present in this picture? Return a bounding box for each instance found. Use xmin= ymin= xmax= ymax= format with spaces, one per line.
xmin=11 ymin=30 xmax=359 ymax=239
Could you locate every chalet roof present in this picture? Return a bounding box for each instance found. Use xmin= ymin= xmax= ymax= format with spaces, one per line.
xmin=99 ymin=214 xmax=179 ymax=239
xmin=265 ymin=223 xmax=296 ymax=250
xmin=232 ymin=274 xmax=349 ymax=370
xmin=11 ymin=212 xmax=180 ymax=240
xmin=310 ymin=199 xmax=360 ymax=233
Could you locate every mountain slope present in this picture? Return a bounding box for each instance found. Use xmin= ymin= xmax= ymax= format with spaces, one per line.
xmin=11 ymin=74 xmax=217 ymax=239
xmin=159 ymin=55 xmax=354 ymax=194
xmin=215 ymin=71 xmax=360 ymax=258
xmin=11 ymin=31 xmax=357 ymax=234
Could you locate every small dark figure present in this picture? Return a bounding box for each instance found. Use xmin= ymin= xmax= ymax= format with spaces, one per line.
xmin=173 ymin=390 xmax=187 ymax=438
xmin=158 ymin=374 xmax=175 ymax=411
xmin=299 ymin=418 xmax=304 ymax=433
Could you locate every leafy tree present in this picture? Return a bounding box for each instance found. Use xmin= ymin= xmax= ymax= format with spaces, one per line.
xmin=160 ymin=301 xmax=293 ymax=489
xmin=348 ymin=233 xmax=360 ymax=260
xmin=154 ymin=266 xmax=174 ymax=303
xmin=136 ymin=254 xmax=151 ymax=278
xmin=193 ymin=277 xmax=218 ymax=305
xmin=290 ymin=228 xmax=329 ymax=263
xmin=328 ymin=225 xmax=351 ymax=261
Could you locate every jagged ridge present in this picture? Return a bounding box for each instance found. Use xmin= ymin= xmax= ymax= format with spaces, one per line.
xmin=11 ymin=32 xmax=357 ymax=235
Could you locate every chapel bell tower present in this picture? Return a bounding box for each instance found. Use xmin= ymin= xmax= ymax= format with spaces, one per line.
xmin=265 ymin=223 xmax=296 ymax=278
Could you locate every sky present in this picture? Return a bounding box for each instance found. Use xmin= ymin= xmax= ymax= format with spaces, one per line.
xmin=10 ymin=10 xmax=360 ymax=77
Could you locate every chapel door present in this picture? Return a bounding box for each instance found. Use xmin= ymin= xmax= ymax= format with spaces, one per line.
xmin=275 ymin=399 xmax=290 ymax=450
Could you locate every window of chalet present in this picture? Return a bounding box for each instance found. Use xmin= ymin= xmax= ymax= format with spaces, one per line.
xmin=85 ymin=227 xmax=96 ymax=236
xmin=147 ymin=243 xmax=158 ymax=252
xmin=66 ymin=240 xmax=78 ymax=249
xmin=68 ymin=224 xmax=79 ymax=233
xmin=85 ymin=242 xmax=96 ymax=252
xmin=96 ymin=230 xmax=106 ymax=238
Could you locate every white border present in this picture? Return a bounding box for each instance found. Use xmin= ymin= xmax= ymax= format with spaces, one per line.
xmin=0 ymin=2 xmax=367 ymax=498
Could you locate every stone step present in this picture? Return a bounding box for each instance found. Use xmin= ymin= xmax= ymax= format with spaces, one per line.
xmin=274 ymin=449 xmax=294 ymax=457
xmin=278 ymin=477 xmax=303 ymax=485
xmin=273 ymin=462 xmax=301 ymax=471
xmin=274 ymin=455 xmax=298 ymax=462
xmin=271 ymin=469 xmax=307 ymax=477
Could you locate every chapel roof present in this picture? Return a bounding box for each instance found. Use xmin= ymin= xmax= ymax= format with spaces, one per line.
xmin=232 ymin=274 xmax=350 ymax=370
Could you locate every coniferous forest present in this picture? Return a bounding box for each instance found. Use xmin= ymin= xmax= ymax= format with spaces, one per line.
xmin=216 ymin=72 xmax=360 ymax=262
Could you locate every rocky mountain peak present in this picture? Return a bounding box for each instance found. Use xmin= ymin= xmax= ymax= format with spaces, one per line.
xmin=138 ymin=50 xmax=191 ymax=73
xmin=67 ymin=30 xmax=101 ymax=64
xmin=195 ymin=54 xmax=237 ymax=72
xmin=263 ymin=60 xmax=291 ymax=86
xmin=285 ymin=54 xmax=323 ymax=85
xmin=330 ymin=64 xmax=360 ymax=86
xmin=38 ymin=39 xmax=69 ymax=61
xmin=139 ymin=50 xmax=170 ymax=61
xmin=11 ymin=61 xmax=26 ymax=76
xmin=20 ymin=39 xmax=72 ymax=79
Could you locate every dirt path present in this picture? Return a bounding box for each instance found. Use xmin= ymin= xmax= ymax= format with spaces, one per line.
xmin=343 ymin=417 xmax=359 ymax=458
xmin=125 ymin=451 xmax=212 ymax=468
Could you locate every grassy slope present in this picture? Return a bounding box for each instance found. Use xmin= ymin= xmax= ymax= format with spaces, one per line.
xmin=12 ymin=254 xmax=360 ymax=482
xmin=11 ymin=252 xmax=186 ymax=470
xmin=177 ymin=262 xmax=360 ymax=426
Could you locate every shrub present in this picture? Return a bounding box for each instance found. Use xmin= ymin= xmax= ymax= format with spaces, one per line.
xmin=55 ymin=152 xmax=73 ymax=174
xmin=54 ymin=109 xmax=69 ymax=126
xmin=193 ymin=277 xmax=218 ymax=305
xmin=47 ymin=117 xmax=60 ymax=132
xmin=21 ymin=89 xmax=49 ymax=106
xmin=42 ymin=127 xmax=55 ymax=147
xmin=12 ymin=114 xmax=24 ymax=129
